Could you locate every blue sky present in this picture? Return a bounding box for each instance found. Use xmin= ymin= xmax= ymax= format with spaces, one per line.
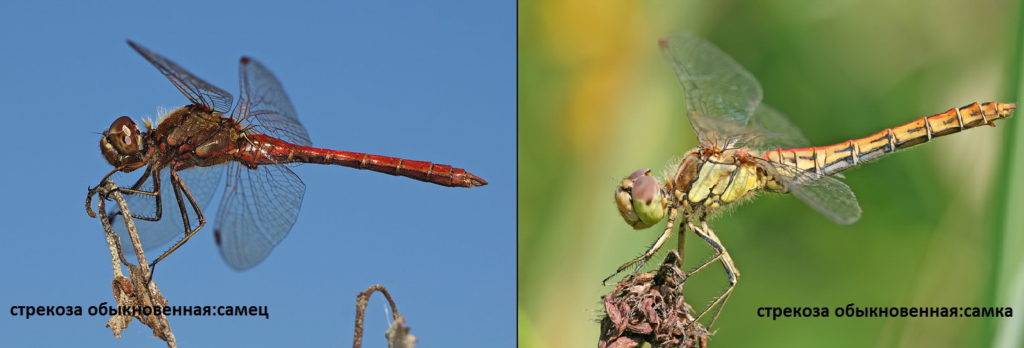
xmin=0 ymin=1 xmax=514 ymax=346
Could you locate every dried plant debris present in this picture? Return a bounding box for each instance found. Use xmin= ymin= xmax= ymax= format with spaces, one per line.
xmin=353 ymin=284 xmax=416 ymax=348
xmin=89 ymin=180 xmax=176 ymax=347
xmin=599 ymin=251 xmax=708 ymax=348
xmin=384 ymin=315 xmax=416 ymax=348
xmin=107 ymin=267 xmax=175 ymax=346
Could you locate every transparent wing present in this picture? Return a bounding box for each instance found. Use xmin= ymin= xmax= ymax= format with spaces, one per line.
xmin=741 ymin=104 xmax=811 ymax=150
xmin=127 ymin=40 xmax=235 ymax=114
xmin=213 ymin=162 xmax=305 ymax=270
xmin=660 ymin=33 xmax=763 ymax=145
xmin=232 ymin=57 xmax=312 ymax=146
xmin=755 ymin=158 xmax=862 ymax=225
xmin=110 ymin=165 xmax=224 ymax=258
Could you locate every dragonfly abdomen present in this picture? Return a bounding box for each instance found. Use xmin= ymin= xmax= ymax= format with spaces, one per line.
xmin=763 ymin=101 xmax=1015 ymax=176
xmin=241 ymin=134 xmax=486 ymax=188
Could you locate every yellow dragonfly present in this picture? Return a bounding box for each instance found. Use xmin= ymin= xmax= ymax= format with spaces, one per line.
xmin=608 ymin=33 xmax=1015 ymax=327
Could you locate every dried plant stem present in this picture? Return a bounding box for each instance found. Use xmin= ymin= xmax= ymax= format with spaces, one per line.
xmin=89 ymin=180 xmax=176 ymax=347
xmin=352 ymin=284 xmax=416 ymax=348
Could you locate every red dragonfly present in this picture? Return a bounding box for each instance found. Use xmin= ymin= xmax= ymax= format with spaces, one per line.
xmin=89 ymin=40 xmax=486 ymax=272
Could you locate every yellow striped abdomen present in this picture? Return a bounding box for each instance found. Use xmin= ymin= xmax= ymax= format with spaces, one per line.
xmin=762 ymin=101 xmax=1016 ymax=176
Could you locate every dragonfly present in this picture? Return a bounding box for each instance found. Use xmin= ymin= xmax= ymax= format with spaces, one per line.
xmin=87 ymin=40 xmax=486 ymax=274
xmin=607 ymin=33 xmax=1015 ymax=327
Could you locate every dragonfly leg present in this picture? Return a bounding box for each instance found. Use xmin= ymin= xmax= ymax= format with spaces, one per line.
xmin=603 ymin=207 xmax=679 ymax=285
xmin=108 ymin=166 xmax=166 ymax=223
xmin=86 ymin=168 xmax=120 ymax=218
xmin=688 ymin=220 xmax=739 ymax=329
xmin=147 ymin=170 xmax=206 ymax=283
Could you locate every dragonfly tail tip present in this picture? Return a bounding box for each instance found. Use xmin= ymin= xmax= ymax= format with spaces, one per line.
xmin=464 ymin=172 xmax=488 ymax=187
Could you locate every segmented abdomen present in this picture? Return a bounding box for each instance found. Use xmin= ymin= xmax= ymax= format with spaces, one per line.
xmin=762 ymin=101 xmax=1016 ymax=176
xmin=236 ymin=134 xmax=487 ymax=188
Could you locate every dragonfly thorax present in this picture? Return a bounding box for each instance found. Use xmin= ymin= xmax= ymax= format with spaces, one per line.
xmin=149 ymin=105 xmax=244 ymax=170
xmin=672 ymin=147 xmax=767 ymax=211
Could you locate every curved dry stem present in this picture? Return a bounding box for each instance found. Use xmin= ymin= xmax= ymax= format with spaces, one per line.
xmin=90 ymin=180 xmax=176 ymax=347
xmin=352 ymin=284 xmax=416 ymax=348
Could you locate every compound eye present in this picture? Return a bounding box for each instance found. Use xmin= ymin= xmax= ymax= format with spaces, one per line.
xmin=627 ymin=168 xmax=649 ymax=181
xmin=614 ymin=169 xmax=666 ymax=229
xmin=108 ymin=116 xmax=142 ymax=153
xmin=632 ymin=175 xmax=659 ymax=204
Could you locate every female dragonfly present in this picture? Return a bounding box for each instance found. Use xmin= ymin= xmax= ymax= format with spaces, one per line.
xmin=608 ymin=33 xmax=1014 ymax=327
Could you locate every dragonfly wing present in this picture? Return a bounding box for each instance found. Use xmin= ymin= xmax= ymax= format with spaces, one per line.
xmin=660 ymin=33 xmax=763 ymax=144
xmin=213 ymin=162 xmax=305 ymax=270
xmin=232 ymin=57 xmax=313 ymax=147
xmin=110 ymin=165 xmax=224 ymax=257
xmin=127 ymin=40 xmax=234 ymax=114
xmin=743 ymin=104 xmax=810 ymax=150
xmin=756 ymin=158 xmax=862 ymax=225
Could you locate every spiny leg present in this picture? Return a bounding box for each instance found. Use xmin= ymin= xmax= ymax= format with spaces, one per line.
xmin=108 ymin=166 xmax=166 ymax=223
xmin=688 ymin=220 xmax=739 ymax=329
xmin=147 ymin=169 xmax=206 ymax=282
xmin=88 ymin=166 xmax=157 ymax=218
xmin=603 ymin=207 xmax=679 ymax=285
xmin=88 ymin=167 xmax=167 ymax=270
xmin=124 ymin=165 xmax=154 ymax=192
xmin=86 ymin=168 xmax=121 ymax=218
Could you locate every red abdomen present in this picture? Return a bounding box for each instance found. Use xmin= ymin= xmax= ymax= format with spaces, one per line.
xmin=236 ymin=134 xmax=486 ymax=188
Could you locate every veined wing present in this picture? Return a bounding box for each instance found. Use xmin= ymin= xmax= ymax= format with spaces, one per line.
xmin=743 ymin=104 xmax=811 ymax=150
xmin=660 ymin=33 xmax=763 ymax=146
xmin=232 ymin=57 xmax=312 ymax=147
xmin=213 ymin=161 xmax=305 ymax=270
xmin=127 ymin=40 xmax=234 ymax=114
xmin=661 ymin=34 xmax=853 ymax=222
xmin=755 ymin=158 xmax=862 ymax=224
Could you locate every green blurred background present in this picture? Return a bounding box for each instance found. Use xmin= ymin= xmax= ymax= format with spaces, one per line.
xmin=519 ymin=0 xmax=1024 ymax=346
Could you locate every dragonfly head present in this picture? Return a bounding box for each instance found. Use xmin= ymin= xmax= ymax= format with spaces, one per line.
xmin=100 ymin=116 xmax=146 ymax=171
xmin=615 ymin=169 xmax=667 ymax=229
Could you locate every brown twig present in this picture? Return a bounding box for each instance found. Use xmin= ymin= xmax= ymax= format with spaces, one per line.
xmin=89 ymin=180 xmax=177 ymax=347
xmin=353 ymin=284 xmax=416 ymax=348
xmin=599 ymin=250 xmax=709 ymax=348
